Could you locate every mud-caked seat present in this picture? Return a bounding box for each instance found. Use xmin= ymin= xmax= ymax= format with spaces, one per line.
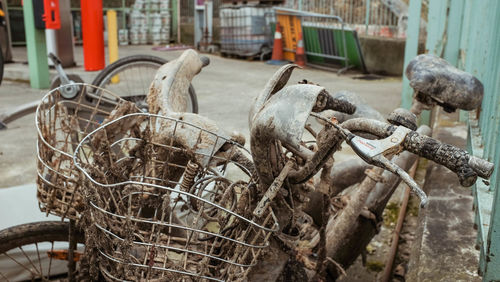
xmin=406 ymin=54 xmax=483 ymax=112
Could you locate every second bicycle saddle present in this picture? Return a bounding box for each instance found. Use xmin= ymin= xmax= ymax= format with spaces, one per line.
xmin=405 ymin=54 xmax=483 ymax=112
xmin=147 ymin=49 xmax=209 ymax=114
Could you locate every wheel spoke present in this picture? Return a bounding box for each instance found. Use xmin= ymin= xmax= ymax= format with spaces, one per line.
xmin=35 ymin=243 xmax=43 ymax=278
xmin=0 ymin=271 xmax=11 ymax=281
xmin=4 ymin=251 xmax=40 ymax=277
xmin=47 ymin=241 xmax=54 ymax=278
xmin=19 ymin=246 xmax=42 ymax=277
xmin=0 ymin=221 xmax=82 ymax=281
xmin=140 ymin=65 xmax=148 ymax=96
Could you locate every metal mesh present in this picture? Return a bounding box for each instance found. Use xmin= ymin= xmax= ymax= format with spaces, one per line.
xmin=74 ymin=113 xmax=278 ymax=281
xmin=36 ymin=83 xmax=139 ymax=221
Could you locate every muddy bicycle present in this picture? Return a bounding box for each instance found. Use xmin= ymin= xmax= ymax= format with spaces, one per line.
xmin=0 ymin=51 xmax=493 ymax=281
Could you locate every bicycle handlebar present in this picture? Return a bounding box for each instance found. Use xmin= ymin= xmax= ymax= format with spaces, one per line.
xmin=200 ymin=56 xmax=210 ymax=67
xmin=317 ymin=90 xmax=356 ymax=115
xmin=341 ymin=118 xmax=494 ymax=187
xmin=403 ymin=130 xmax=492 ymax=186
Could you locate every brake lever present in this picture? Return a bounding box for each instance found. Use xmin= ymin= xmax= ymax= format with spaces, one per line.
xmin=373 ymin=155 xmax=428 ymax=207
xmin=309 ymin=113 xmax=428 ymax=207
xmin=343 ymin=125 xmax=428 ymax=207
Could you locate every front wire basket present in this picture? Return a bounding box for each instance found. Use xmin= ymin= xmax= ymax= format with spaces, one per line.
xmin=73 ymin=112 xmax=278 ymax=281
xmin=36 ymin=83 xmax=139 ymax=221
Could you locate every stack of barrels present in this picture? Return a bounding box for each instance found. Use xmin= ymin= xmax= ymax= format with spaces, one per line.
xmin=129 ymin=0 xmax=170 ymax=45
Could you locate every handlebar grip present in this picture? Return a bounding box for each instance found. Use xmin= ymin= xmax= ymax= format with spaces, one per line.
xmin=469 ymin=155 xmax=494 ymax=179
xmin=48 ymin=53 xmax=61 ymax=65
xmin=324 ymin=92 xmax=356 ymax=115
xmin=200 ymin=56 xmax=210 ymax=67
xmin=402 ymin=130 xmax=493 ymax=187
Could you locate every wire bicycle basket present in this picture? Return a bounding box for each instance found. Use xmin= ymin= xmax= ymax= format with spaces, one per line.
xmin=36 ymin=83 xmax=139 ymax=221
xmin=74 ymin=112 xmax=278 ymax=281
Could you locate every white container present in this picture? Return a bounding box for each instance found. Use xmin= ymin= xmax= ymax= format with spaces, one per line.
xmin=151 ymin=27 xmax=162 ymax=45
xmin=219 ymin=5 xmax=275 ymax=56
xmin=139 ymin=28 xmax=148 ymax=44
xmin=151 ymin=13 xmax=162 ymax=27
xmin=151 ymin=3 xmax=160 ymax=11
xmin=131 ymin=12 xmax=147 ymax=27
xmin=130 ymin=28 xmax=140 ymax=45
xmin=220 ymin=6 xmax=273 ymax=28
xmin=119 ymin=29 xmax=129 ymax=45
xmin=160 ymin=27 xmax=170 ymax=44
xmin=133 ymin=0 xmax=144 ymax=10
xmin=161 ymin=14 xmax=170 ymax=26
xmin=159 ymin=1 xmax=169 ymax=11
xmin=140 ymin=13 xmax=148 ymax=27
xmin=130 ymin=11 xmax=144 ymax=27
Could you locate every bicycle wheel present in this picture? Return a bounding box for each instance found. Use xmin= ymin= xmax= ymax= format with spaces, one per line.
xmin=91 ymin=55 xmax=199 ymax=113
xmin=0 ymin=221 xmax=84 ymax=281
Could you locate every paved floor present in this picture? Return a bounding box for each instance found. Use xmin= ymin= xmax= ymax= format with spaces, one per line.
xmin=407 ymin=110 xmax=480 ymax=281
xmin=0 ymin=45 xmax=402 ymax=188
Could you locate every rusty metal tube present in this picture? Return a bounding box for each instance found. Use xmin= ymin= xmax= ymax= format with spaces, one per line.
xmin=380 ymin=160 xmax=418 ymax=282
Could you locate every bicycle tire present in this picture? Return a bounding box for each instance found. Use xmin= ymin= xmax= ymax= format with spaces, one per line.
xmin=0 ymin=221 xmax=85 ymax=281
xmin=91 ymin=55 xmax=199 ymax=113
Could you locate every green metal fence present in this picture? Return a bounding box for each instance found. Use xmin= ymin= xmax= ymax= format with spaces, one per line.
xmin=403 ymin=0 xmax=500 ymax=280
xmin=465 ymin=2 xmax=500 ymax=281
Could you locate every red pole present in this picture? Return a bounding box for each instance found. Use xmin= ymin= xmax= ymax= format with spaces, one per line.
xmin=80 ymin=0 xmax=104 ymax=71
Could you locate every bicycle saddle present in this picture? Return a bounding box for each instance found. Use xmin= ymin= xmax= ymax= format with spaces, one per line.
xmin=406 ymin=54 xmax=483 ymax=112
xmin=147 ymin=49 xmax=209 ymax=115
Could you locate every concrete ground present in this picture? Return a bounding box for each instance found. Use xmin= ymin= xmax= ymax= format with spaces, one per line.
xmin=407 ymin=110 xmax=481 ymax=281
xmin=0 ymin=45 xmax=402 ymax=188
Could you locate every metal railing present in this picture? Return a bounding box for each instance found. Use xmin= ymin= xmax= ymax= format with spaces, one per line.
xmin=283 ymin=0 xmax=411 ymax=38
xmin=464 ymin=1 xmax=500 ymax=280
xmin=274 ymin=7 xmax=351 ymax=72
xmin=404 ymin=0 xmax=500 ymax=280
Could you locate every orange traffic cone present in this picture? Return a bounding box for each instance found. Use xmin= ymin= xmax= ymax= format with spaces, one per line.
xmin=267 ymin=23 xmax=287 ymax=65
xmin=295 ymin=32 xmax=306 ymax=67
